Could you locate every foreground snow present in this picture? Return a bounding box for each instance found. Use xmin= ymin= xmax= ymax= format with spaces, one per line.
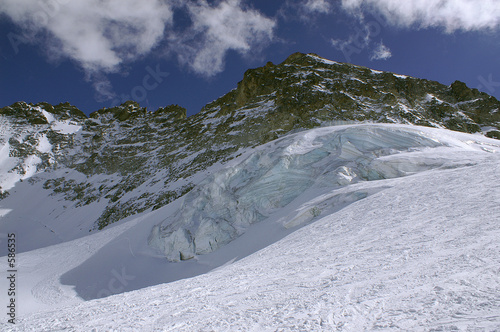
xmin=1 ymin=124 xmax=500 ymax=330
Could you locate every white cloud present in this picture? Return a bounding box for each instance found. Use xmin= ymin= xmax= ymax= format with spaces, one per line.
xmin=279 ymin=0 xmax=333 ymax=22
xmin=91 ymin=75 xmax=116 ymax=103
xmin=1 ymin=0 xmax=276 ymax=100
xmin=172 ymin=0 xmax=276 ymax=76
xmin=341 ymin=0 xmax=500 ymax=32
xmin=370 ymin=42 xmax=392 ymax=60
xmin=0 ymin=0 xmax=173 ymax=73
xmin=330 ymin=22 xmax=374 ymax=62
xmin=303 ymin=0 xmax=332 ymax=14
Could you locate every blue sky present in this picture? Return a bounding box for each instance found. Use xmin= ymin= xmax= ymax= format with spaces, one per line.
xmin=1 ymin=0 xmax=500 ymax=116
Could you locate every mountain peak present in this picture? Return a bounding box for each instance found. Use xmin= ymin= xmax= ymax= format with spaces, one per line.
xmin=0 ymin=101 xmax=86 ymax=125
xmin=89 ymin=101 xmax=147 ymax=121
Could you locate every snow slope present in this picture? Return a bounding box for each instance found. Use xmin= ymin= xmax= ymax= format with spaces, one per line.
xmin=1 ymin=124 xmax=500 ymax=331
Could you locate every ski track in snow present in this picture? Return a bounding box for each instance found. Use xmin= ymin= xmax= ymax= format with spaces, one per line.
xmin=0 ymin=124 xmax=499 ymax=331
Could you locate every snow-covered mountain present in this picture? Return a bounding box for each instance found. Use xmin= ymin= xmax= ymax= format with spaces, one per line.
xmin=1 ymin=53 xmax=499 ymax=250
xmin=1 ymin=53 xmax=500 ymax=330
xmin=1 ymin=124 xmax=499 ymax=331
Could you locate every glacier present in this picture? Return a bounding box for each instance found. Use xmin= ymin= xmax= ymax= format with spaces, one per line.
xmin=148 ymin=124 xmax=493 ymax=261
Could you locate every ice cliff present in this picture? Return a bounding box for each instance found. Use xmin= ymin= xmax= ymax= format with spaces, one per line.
xmin=148 ymin=124 xmax=479 ymax=261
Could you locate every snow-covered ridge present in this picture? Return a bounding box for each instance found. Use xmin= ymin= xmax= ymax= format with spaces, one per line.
xmin=149 ymin=124 xmax=500 ymax=261
xmin=0 ymin=105 xmax=83 ymax=193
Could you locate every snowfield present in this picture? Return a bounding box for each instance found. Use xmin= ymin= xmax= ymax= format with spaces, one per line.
xmin=1 ymin=124 xmax=500 ymax=331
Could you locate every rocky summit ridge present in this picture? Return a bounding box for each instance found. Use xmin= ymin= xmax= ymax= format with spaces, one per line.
xmin=1 ymin=52 xmax=499 ymax=234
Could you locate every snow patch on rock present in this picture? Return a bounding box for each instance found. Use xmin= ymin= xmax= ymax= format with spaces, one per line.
xmin=36 ymin=134 xmax=52 ymax=154
xmin=51 ymin=121 xmax=82 ymax=134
